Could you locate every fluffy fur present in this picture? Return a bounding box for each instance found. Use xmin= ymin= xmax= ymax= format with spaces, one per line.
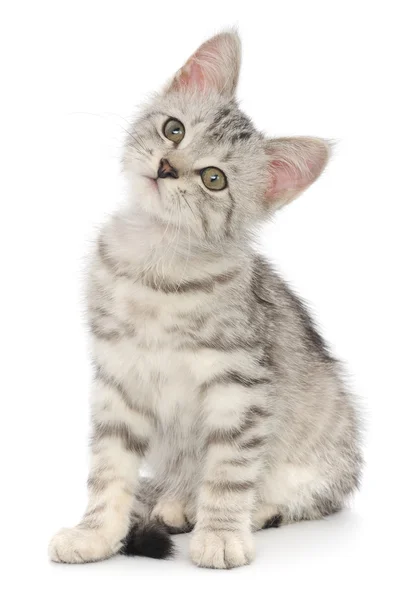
xmin=49 ymin=30 xmax=362 ymax=569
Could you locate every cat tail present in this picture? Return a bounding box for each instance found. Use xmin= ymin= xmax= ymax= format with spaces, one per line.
xmin=120 ymin=522 xmax=175 ymax=559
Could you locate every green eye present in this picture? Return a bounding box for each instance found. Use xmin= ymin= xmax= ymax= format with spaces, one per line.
xmin=163 ymin=118 xmax=185 ymax=143
xmin=200 ymin=167 xmax=227 ymax=191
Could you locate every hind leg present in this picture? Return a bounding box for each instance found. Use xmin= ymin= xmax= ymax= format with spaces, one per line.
xmin=128 ymin=476 xmax=195 ymax=535
xmin=146 ymin=445 xmax=198 ymax=534
xmin=151 ymin=499 xmax=194 ymax=534
xmin=253 ymin=462 xmax=344 ymax=531
xmin=129 ymin=477 xmax=160 ymax=523
xmin=252 ymin=503 xmax=284 ymax=530
xmin=252 ymin=500 xmax=341 ymax=531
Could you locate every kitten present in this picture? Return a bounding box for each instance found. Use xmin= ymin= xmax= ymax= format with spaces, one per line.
xmin=49 ymin=30 xmax=362 ymax=569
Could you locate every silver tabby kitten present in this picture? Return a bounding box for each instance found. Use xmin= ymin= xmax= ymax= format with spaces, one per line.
xmin=49 ymin=31 xmax=362 ymax=569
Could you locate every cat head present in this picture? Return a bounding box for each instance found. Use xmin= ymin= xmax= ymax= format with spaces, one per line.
xmin=123 ymin=31 xmax=329 ymax=247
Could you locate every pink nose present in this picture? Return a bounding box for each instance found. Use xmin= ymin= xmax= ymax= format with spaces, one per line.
xmin=158 ymin=158 xmax=178 ymax=179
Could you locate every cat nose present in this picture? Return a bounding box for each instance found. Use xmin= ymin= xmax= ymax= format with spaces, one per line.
xmin=157 ymin=158 xmax=179 ymax=179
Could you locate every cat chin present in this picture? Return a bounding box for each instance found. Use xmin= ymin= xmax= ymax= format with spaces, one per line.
xmin=125 ymin=190 xmax=177 ymax=234
xmin=127 ymin=175 xmax=161 ymax=209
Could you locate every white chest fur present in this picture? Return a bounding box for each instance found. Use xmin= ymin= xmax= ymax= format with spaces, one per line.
xmin=90 ymin=268 xmax=221 ymax=424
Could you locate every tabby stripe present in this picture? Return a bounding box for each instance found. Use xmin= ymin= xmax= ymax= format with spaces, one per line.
xmin=90 ymin=322 xmax=123 ymax=341
xmin=186 ymin=335 xmax=260 ymax=353
xmin=90 ymin=306 xmax=114 ymax=319
xmin=87 ymin=476 xmax=113 ymax=493
xmin=143 ymin=268 xmax=240 ymax=295
xmin=206 ymin=404 xmax=269 ymax=446
xmin=231 ymin=130 xmax=253 ymax=143
xmin=83 ymin=503 xmax=106 ymax=518
xmin=198 ymin=515 xmax=241 ymax=526
xmin=206 ymin=422 xmax=256 ymax=446
xmin=80 ymin=508 xmax=106 ymax=528
xmin=86 ymin=474 xmax=129 ymax=493
xmin=95 ymin=366 xmax=158 ymax=427
xmin=220 ymin=456 xmax=252 ymax=467
xmin=226 ymin=371 xmax=271 ymax=387
xmin=197 ymin=197 xmax=209 ymax=239
xmin=199 ymin=504 xmax=242 ymax=517
xmin=239 ymin=436 xmax=267 ymax=451
xmin=248 ymin=404 xmax=273 ymax=418
xmin=205 ymin=480 xmax=255 ymax=493
xmin=224 ymin=191 xmax=235 ymax=238
xmin=199 ymin=525 xmax=240 ymax=532
xmin=93 ymin=421 xmax=149 ymax=455
xmin=89 ymin=308 xmax=135 ymax=340
xmin=202 ymin=370 xmax=271 ymax=393
xmin=99 ymin=235 xmax=239 ymax=295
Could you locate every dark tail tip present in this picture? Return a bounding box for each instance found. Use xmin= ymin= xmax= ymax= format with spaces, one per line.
xmin=120 ymin=522 xmax=175 ymax=559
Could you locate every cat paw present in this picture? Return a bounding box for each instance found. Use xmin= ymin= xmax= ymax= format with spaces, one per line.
xmin=48 ymin=527 xmax=120 ymax=564
xmin=189 ymin=529 xmax=255 ymax=569
xmin=151 ymin=500 xmax=193 ymax=533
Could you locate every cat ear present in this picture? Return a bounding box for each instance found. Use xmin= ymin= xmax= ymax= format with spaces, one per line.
xmin=166 ymin=30 xmax=241 ymax=98
xmin=264 ymin=137 xmax=330 ymax=206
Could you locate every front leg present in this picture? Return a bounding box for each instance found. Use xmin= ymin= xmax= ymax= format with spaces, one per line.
xmin=49 ymin=369 xmax=154 ymax=563
xmin=190 ymin=375 xmax=270 ymax=569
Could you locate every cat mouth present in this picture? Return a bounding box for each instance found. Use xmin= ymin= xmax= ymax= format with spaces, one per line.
xmin=145 ymin=176 xmax=159 ymax=191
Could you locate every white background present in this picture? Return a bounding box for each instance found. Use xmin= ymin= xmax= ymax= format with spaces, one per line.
xmin=1 ymin=1 xmax=416 ymax=598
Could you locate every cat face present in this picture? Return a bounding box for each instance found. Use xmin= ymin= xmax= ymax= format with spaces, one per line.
xmin=123 ymin=31 xmax=329 ymax=246
xmin=124 ymin=91 xmax=267 ymax=243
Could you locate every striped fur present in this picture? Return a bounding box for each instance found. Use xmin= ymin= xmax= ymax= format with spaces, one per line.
xmin=49 ymin=31 xmax=362 ymax=569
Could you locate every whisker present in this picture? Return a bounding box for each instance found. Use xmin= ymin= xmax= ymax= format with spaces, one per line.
xmin=121 ymin=125 xmax=151 ymax=155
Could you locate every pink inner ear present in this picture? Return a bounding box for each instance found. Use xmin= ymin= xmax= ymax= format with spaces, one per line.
xmin=169 ymin=32 xmax=240 ymax=96
xmin=175 ymin=60 xmax=207 ymax=92
xmin=266 ymin=160 xmax=299 ymax=199
xmin=265 ymin=138 xmax=329 ymax=203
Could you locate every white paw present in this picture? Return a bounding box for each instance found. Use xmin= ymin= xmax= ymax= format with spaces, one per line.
xmin=190 ymin=529 xmax=255 ymax=569
xmin=48 ymin=527 xmax=120 ymax=564
xmin=151 ymin=500 xmax=191 ymax=531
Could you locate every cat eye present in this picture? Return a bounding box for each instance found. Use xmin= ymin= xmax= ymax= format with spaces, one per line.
xmin=200 ymin=167 xmax=227 ymax=191
xmin=163 ymin=118 xmax=185 ymax=144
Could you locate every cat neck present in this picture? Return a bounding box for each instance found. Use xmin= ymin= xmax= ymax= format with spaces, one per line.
xmin=100 ymin=203 xmax=252 ymax=285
